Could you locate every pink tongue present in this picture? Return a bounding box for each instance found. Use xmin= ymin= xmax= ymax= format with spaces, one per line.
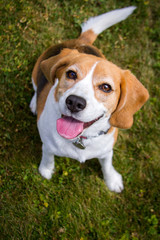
xmin=57 ymin=116 xmax=84 ymax=139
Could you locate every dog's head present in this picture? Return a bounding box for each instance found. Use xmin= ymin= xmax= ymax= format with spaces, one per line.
xmin=41 ymin=48 xmax=149 ymax=139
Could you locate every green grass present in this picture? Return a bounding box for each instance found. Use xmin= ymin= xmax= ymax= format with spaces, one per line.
xmin=0 ymin=0 xmax=160 ymax=239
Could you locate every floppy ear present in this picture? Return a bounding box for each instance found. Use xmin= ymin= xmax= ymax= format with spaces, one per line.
xmin=110 ymin=70 xmax=149 ymax=129
xmin=40 ymin=48 xmax=79 ymax=84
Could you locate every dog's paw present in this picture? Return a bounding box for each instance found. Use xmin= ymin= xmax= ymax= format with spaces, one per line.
xmin=105 ymin=170 xmax=124 ymax=193
xmin=39 ymin=165 xmax=53 ymax=180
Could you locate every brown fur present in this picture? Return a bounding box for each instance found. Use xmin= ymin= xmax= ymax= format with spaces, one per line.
xmin=110 ymin=70 xmax=149 ymax=129
xmin=32 ymin=31 xmax=105 ymax=120
xmin=39 ymin=50 xmax=149 ymax=129
xmin=32 ymin=32 xmax=104 ymax=87
xmin=37 ymin=83 xmax=52 ymax=121
xmin=78 ymin=30 xmax=98 ymax=44
xmin=40 ymin=50 xmax=101 ymax=102
xmin=93 ymin=60 xmax=121 ymax=115
xmin=113 ymin=128 xmax=119 ymax=145
xmin=32 ymin=29 xmax=149 ymax=127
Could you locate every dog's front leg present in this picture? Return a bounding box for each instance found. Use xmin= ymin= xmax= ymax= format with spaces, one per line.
xmin=99 ymin=150 xmax=124 ymax=193
xmin=39 ymin=145 xmax=55 ymax=180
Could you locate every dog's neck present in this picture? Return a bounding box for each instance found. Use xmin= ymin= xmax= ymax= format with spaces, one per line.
xmin=72 ymin=128 xmax=110 ymax=149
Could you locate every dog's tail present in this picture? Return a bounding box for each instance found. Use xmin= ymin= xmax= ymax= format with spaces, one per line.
xmin=79 ymin=6 xmax=136 ymax=44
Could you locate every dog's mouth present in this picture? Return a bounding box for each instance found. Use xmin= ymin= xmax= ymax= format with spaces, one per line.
xmin=56 ymin=114 xmax=104 ymax=139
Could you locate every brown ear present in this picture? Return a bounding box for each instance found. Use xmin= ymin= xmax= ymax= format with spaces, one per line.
xmin=110 ymin=70 xmax=149 ymax=129
xmin=40 ymin=48 xmax=79 ymax=83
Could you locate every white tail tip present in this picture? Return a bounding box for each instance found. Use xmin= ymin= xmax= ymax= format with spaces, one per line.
xmin=81 ymin=6 xmax=137 ymax=35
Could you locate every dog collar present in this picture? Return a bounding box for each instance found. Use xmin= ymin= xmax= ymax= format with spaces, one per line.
xmin=72 ymin=129 xmax=110 ymax=150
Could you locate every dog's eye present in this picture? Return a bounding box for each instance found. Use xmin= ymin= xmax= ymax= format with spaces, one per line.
xmin=66 ymin=70 xmax=77 ymax=80
xmin=99 ymin=83 xmax=112 ymax=93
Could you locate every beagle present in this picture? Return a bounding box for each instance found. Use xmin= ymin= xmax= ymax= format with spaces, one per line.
xmin=30 ymin=7 xmax=149 ymax=193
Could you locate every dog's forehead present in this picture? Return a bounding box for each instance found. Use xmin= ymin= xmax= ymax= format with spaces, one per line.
xmin=93 ymin=60 xmax=122 ymax=84
xmin=67 ymin=55 xmax=122 ymax=84
xmin=67 ymin=53 xmax=99 ymax=74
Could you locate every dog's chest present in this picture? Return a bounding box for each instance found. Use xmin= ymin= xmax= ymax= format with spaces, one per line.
xmin=37 ymin=86 xmax=114 ymax=162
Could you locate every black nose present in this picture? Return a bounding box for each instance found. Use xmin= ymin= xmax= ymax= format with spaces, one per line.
xmin=66 ymin=95 xmax=86 ymax=113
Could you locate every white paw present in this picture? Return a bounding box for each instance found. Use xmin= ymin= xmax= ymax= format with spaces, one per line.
xmin=105 ymin=170 xmax=124 ymax=193
xmin=39 ymin=165 xmax=54 ymax=180
xmin=30 ymin=92 xmax=37 ymax=114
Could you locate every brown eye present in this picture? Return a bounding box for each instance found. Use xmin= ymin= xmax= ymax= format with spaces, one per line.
xmin=99 ymin=83 xmax=112 ymax=93
xmin=66 ymin=70 xmax=77 ymax=80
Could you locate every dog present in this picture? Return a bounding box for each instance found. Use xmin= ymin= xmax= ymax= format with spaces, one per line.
xmin=30 ymin=6 xmax=149 ymax=193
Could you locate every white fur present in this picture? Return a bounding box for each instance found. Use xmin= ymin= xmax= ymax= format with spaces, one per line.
xmin=30 ymin=92 xmax=37 ymax=114
xmin=37 ymin=66 xmax=124 ymax=192
xmin=81 ymin=6 xmax=136 ymax=35
xmin=30 ymin=78 xmax=37 ymax=114
xmin=99 ymin=152 xmax=124 ymax=193
xmin=39 ymin=145 xmax=55 ymax=180
xmin=31 ymin=6 xmax=137 ymax=193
